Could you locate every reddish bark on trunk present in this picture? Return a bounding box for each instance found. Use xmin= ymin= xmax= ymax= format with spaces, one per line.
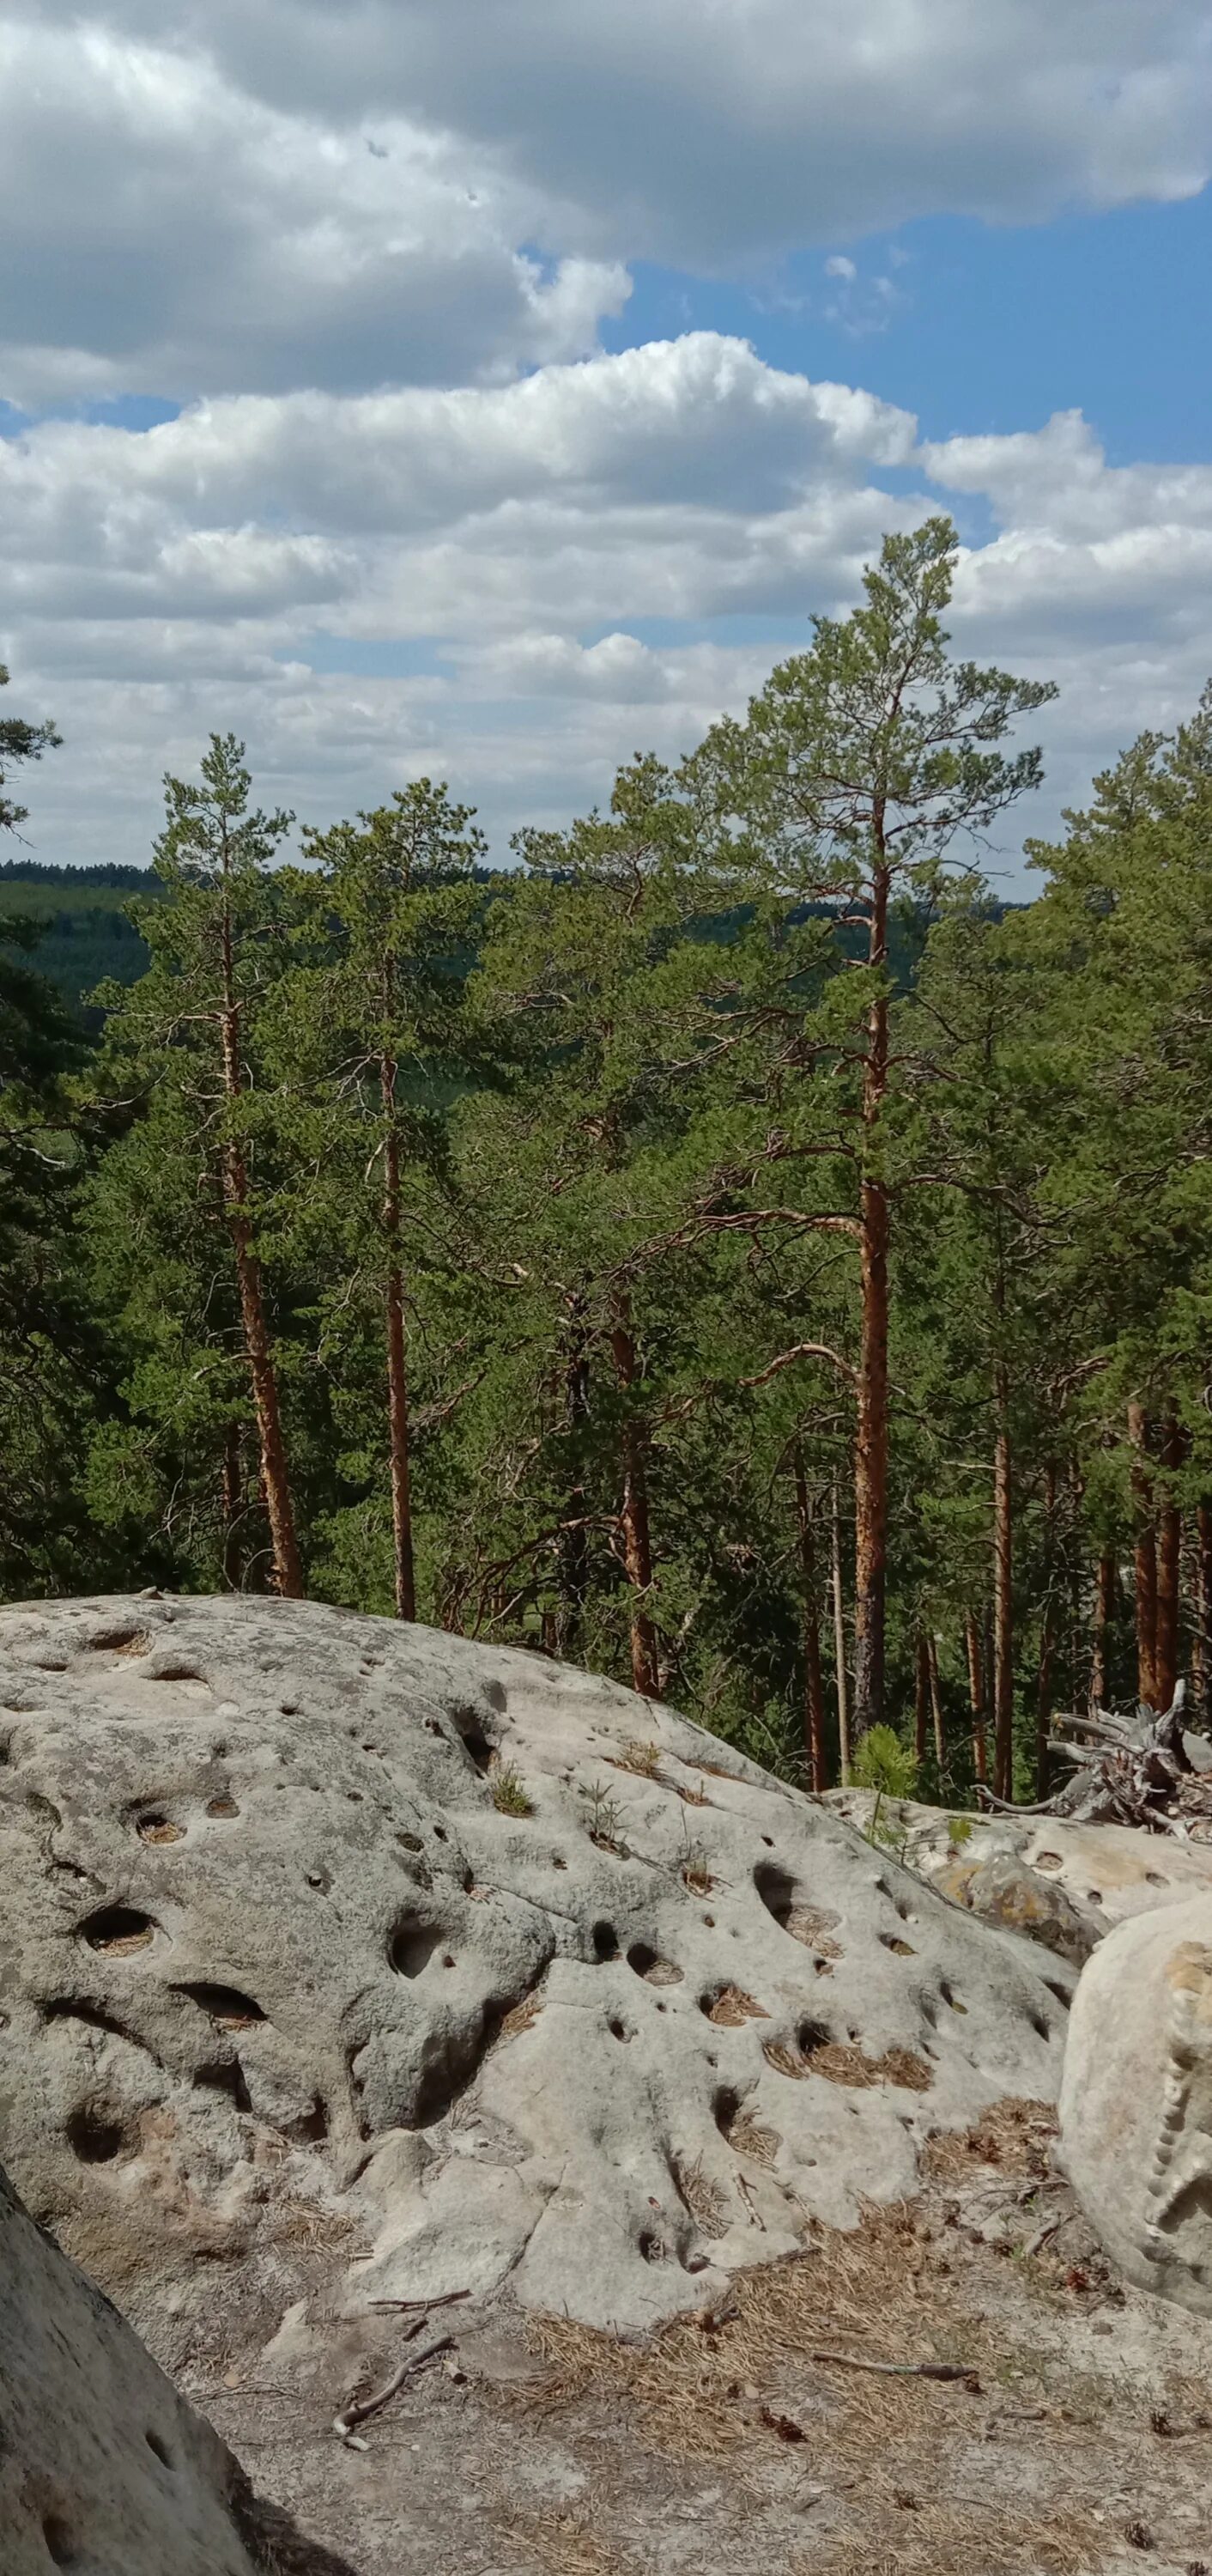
xmin=1194 ymin=1505 xmax=1212 ymax=1728
xmin=913 ymin=1631 xmax=930 ymax=1770
xmin=609 ymin=1300 xmax=660 ymax=1699
xmin=218 ymin=902 xmax=302 ymax=1601
xmin=965 ymin=1611 xmax=988 ymax=1787
xmin=793 ymin=1454 xmax=828 ymax=1791
xmin=926 ymin=1632 xmax=945 ymax=1773
xmin=992 ymin=1364 xmax=1014 ymax=1801
xmin=1091 ymin=1550 xmax=1116 ymax=1710
xmin=379 ymin=1062 xmax=417 ymax=1624
xmin=1155 ymin=1408 xmax=1184 ymax=1713
xmin=852 ymin=859 xmax=891 ymax=1740
xmin=1129 ymin=1400 xmax=1159 ymax=1709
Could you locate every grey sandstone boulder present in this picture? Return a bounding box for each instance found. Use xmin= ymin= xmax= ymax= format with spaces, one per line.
xmin=0 ymin=2155 xmax=355 ymax=2576
xmin=1061 ymin=1893 xmax=1212 ymax=2316
xmin=825 ymin=1789 xmax=1212 ymax=1960
xmin=0 ymin=1594 xmax=1073 ymax=2348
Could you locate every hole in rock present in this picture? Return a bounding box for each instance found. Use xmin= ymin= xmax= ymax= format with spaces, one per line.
xmin=390 ymin=1915 xmax=445 ymax=1978
xmin=552 ymin=1855 xmax=567 ymax=1871
xmin=450 ymin=1708 xmax=495 ymax=1773
xmin=638 ymin=2231 xmax=666 ymax=2263
xmin=702 ymin=1914 xmax=715 ymax=1928
xmin=0 ymin=1736 xmax=9 ymax=1766
xmin=1034 ymin=1852 xmax=1063 ymax=1874
xmin=788 ymin=2026 xmax=933 ymax=2091
xmin=281 ymin=1701 xmax=300 ymax=1716
xmin=609 ymin=2016 xmax=631 ymax=2043
xmin=193 ymin=2058 xmax=252 ymax=2112
xmin=65 ymin=2105 xmax=125 ymax=2164
xmin=88 ymin=1625 xmax=149 ymax=1656
xmin=939 ymin=1980 xmax=967 ymax=2014
xmin=627 ymin=1942 xmax=682 ymax=1986
xmin=150 ymin=1658 xmax=206 ymax=1686
xmin=41 ymin=2513 xmax=78 ymax=2567
xmin=295 ymin=2097 xmax=330 ymax=2143
xmin=206 ymin=1796 xmax=239 ymax=1820
xmin=80 ymin=1906 xmax=159 ymax=1956
xmin=1044 ymin=1978 xmax=1070 ymax=2008
xmin=1086 ymin=1891 xmax=1103 ymax=1907
xmin=433 ymin=1825 xmax=448 ymax=1842
xmin=713 ymin=2087 xmax=741 ymax=2136
xmin=44 ymin=1998 xmax=148 ymax=2050
xmin=1029 ymin=2009 xmax=1051 ymax=2041
xmin=760 ymin=1836 xmax=773 ymax=1848
xmin=145 ymin=2431 xmax=173 ymax=2469
xmin=136 ymin=1814 xmax=185 ymax=1846
xmin=591 ymin=1922 xmax=620 ymax=1961
xmin=1145 ymin=1871 xmax=1165 ymax=1887
xmin=176 ymin=1983 xmax=266 ymax=2029
xmin=397 ymin=1832 xmax=423 ymax=1853
xmin=880 ymin=1933 xmax=916 ymax=1956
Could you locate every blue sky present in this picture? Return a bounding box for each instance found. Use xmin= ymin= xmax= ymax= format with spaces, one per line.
xmin=3 ymin=0 xmax=1211 ymax=873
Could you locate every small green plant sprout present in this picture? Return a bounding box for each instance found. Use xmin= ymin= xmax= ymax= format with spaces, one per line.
xmin=680 ymin=1819 xmax=715 ymax=1894
xmin=490 ymin=1761 xmax=534 ymax=1819
xmin=851 ymin=1724 xmax=920 ymax=1801
xmin=620 ymin=1738 xmax=661 ymax=1778
xmin=580 ymin=1777 xmax=625 ymax=1850
xmin=947 ymin=1815 xmax=973 ymax=1849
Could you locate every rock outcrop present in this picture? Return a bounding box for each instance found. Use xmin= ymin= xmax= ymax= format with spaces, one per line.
xmin=825 ymin=1789 xmax=1212 ymax=1962
xmin=0 ymin=1594 xmax=1072 ymax=2342
xmin=1061 ymin=1894 xmax=1212 ymax=2316
xmin=0 ymin=2155 xmax=355 ymax=2576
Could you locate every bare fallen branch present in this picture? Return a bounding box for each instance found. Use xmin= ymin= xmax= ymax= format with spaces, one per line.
xmin=332 ymin=2333 xmax=455 ymax=2446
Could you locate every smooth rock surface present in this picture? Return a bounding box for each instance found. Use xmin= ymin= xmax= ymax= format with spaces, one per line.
xmin=0 ymin=1595 xmax=1072 ymax=2342
xmin=0 ymin=2155 xmax=354 ymax=2576
xmin=825 ymin=1789 xmax=1212 ymax=1959
xmin=1061 ymin=1894 xmax=1212 ymax=2316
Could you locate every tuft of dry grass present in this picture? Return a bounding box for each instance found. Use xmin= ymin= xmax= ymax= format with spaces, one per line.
xmin=490 ymin=1761 xmax=535 ymax=1818
xmin=762 ymin=2034 xmax=931 ymax=2090
xmin=923 ymin=2094 xmax=1056 ymax=2184
xmin=496 ymin=1989 xmax=545 ymax=2044
xmin=616 ymin=1740 xmax=661 ymax=1778
xmin=706 ymin=1984 xmax=768 ymax=2026
xmin=672 ymin=2154 xmax=730 ymax=2239
xmin=783 ymin=1903 xmax=843 ymax=1959
xmin=498 ymin=2511 xmax=638 ymax=2575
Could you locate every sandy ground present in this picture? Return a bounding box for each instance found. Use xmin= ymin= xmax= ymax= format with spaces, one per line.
xmin=181 ymin=2101 xmax=1212 ymax=2576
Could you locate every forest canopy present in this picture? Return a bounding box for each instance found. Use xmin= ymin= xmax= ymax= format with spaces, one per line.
xmin=3 ymin=521 xmax=1210 ymax=1810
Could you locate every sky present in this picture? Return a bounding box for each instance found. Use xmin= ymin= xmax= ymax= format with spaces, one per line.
xmin=3 ymin=3 xmax=1212 ymax=887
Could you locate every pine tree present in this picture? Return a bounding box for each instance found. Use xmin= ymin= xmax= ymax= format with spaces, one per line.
xmin=685 ymin=518 xmax=1056 ymax=1737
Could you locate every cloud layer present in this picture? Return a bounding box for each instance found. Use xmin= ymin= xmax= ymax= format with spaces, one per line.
xmin=2 ymin=2 xmax=1210 ymax=875
xmin=5 ymin=336 xmax=1211 ymax=873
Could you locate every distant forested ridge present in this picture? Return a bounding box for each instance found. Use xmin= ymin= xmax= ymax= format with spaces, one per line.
xmin=0 ymin=525 xmax=1209 ymax=1820
xmin=0 ymin=858 xmax=161 ymax=1024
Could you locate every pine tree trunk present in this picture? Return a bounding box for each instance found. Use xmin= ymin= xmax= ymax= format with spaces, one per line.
xmin=831 ymin=1473 xmax=851 ymax=1786
xmin=927 ymin=1632 xmax=945 ymax=1772
xmin=1035 ymin=1461 xmax=1057 ymax=1800
xmin=992 ymin=1363 xmax=1014 ymax=1801
xmin=914 ymin=1631 xmax=930 ymax=1769
xmin=965 ymin=1611 xmax=988 ymax=1786
xmin=852 ymin=857 xmax=891 ymax=1741
xmin=793 ymin=1453 xmax=828 ymax=1791
xmin=218 ymin=907 xmax=302 ymax=1600
xmin=559 ymin=1300 xmax=591 ymax=1658
xmin=221 ymin=1423 xmax=244 ymax=1592
xmin=1155 ymin=1407 xmax=1184 ymax=1712
xmin=1195 ymin=1506 xmax=1212 ymax=1728
xmin=1091 ymin=1550 xmax=1116 ymax=1710
xmin=1129 ymin=1400 xmax=1159 ymax=1708
xmin=609 ymin=1298 xmax=660 ymax=1698
xmin=379 ymin=1064 xmax=417 ymax=1624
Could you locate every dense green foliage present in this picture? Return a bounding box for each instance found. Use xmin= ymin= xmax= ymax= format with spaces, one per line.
xmin=5 ymin=534 xmax=1212 ymax=1804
